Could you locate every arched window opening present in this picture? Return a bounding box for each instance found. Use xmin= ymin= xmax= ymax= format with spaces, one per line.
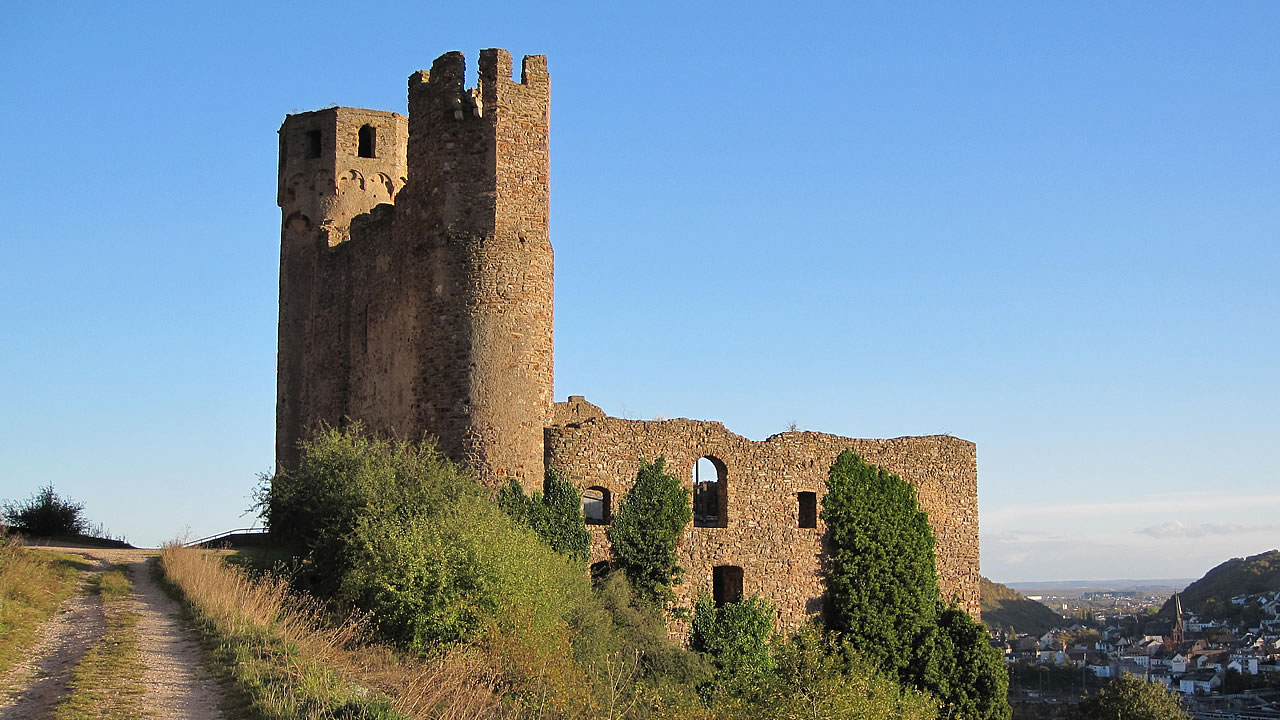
xmin=692 ymin=456 xmax=727 ymax=528
xmin=358 ymin=124 xmax=377 ymax=158
xmin=583 ymin=486 xmax=611 ymax=525
xmin=305 ymin=130 xmax=321 ymax=159
xmin=797 ymin=491 xmax=817 ymax=528
xmin=713 ymin=565 xmax=743 ymax=606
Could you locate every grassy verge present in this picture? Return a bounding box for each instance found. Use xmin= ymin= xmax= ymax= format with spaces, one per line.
xmin=0 ymin=534 xmax=91 ymax=674
xmin=54 ymin=566 xmax=146 ymax=719
xmin=159 ymin=544 xmax=511 ymax=720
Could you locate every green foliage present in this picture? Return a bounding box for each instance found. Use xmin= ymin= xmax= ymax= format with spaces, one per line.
xmin=341 ymin=500 xmax=589 ymax=652
xmin=1072 ymin=675 xmax=1189 ymax=720
xmin=570 ymin=571 xmax=712 ymax=712
xmin=497 ymin=468 xmax=591 ymax=563
xmin=260 ymin=425 xmax=589 ymax=656
xmin=690 ymin=594 xmax=776 ymax=686
xmin=713 ymin=625 xmax=939 ymax=720
xmin=607 ymin=458 xmax=692 ymax=604
xmin=821 ymin=450 xmax=939 ymax=683
xmin=257 ymin=424 xmax=478 ymax=596
xmin=930 ymin=604 xmax=1011 ymax=720
xmin=2 ymin=484 xmax=88 ymax=536
xmin=979 ymin=575 xmax=1064 ymax=636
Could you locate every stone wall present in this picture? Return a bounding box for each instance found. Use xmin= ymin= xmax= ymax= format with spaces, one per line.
xmin=275 ymin=50 xmax=553 ymax=488
xmin=545 ymin=398 xmax=980 ymax=633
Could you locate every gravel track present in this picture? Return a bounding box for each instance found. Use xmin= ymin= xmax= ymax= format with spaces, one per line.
xmin=1 ymin=544 xmax=226 ymax=720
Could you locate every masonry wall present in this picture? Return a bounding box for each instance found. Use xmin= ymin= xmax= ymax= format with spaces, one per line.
xmin=545 ymin=399 xmax=981 ymax=633
xmin=275 ymin=50 xmax=553 ymax=488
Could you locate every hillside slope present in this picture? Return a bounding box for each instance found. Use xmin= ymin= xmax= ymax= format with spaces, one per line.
xmin=980 ymin=576 xmax=1064 ymax=636
xmin=1160 ymin=549 xmax=1280 ymax=619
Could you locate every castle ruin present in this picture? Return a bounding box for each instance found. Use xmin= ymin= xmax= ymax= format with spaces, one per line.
xmin=276 ymin=49 xmax=981 ymax=628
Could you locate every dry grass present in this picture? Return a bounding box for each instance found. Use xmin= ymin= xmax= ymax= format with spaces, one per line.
xmin=160 ymin=544 xmax=517 ymax=720
xmin=0 ymin=532 xmax=88 ymax=673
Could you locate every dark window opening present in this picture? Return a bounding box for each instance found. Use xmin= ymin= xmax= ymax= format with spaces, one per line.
xmin=306 ymin=130 xmax=321 ymax=159
xmin=358 ymin=124 xmax=377 ymax=158
xmin=693 ymin=456 xmax=727 ymax=528
xmin=583 ymin=486 xmax=611 ymax=525
xmin=798 ymin=491 xmax=817 ymax=528
xmin=713 ymin=565 xmax=743 ymax=606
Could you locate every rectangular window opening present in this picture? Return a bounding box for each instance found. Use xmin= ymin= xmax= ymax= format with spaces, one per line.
xmin=798 ymin=491 xmax=817 ymax=528
xmin=306 ymin=130 xmax=322 ymax=159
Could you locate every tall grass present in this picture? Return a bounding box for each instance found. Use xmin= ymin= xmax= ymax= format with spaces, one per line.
xmin=159 ymin=544 xmax=515 ymax=720
xmin=0 ymin=531 xmax=87 ymax=673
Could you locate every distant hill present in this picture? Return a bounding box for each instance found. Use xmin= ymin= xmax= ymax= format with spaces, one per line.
xmin=1159 ymin=549 xmax=1280 ymax=619
xmin=980 ymin=576 xmax=1064 ymax=636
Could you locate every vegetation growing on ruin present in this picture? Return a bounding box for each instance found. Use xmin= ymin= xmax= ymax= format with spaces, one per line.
xmin=822 ymin=450 xmax=1011 ymax=720
xmin=606 ymin=458 xmax=692 ymax=605
xmin=242 ymin=428 xmax=978 ymax=718
xmin=497 ymin=468 xmax=592 ymax=563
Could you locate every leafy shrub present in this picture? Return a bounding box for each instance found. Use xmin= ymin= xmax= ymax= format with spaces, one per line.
xmin=607 ymin=458 xmax=692 ymax=604
xmin=690 ymin=593 xmax=776 ymax=686
xmin=712 ymin=625 xmax=939 ymax=720
xmin=931 ymin=604 xmax=1011 ymax=720
xmin=340 ymin=499 xmax=589 ymax=653
xmin=497 ymin=468 xmax=591 ymax=563
xmin=822 ymin=450 xmax=938 ymax=684
xmin=2 ymin=485 xmax=87 ymax=536
xmin=1072 ymin=674 xmax=1189 ymax=720
xmin=257 ymin=425 xmax=478 ymax=597
xmin=569 ymin=571 xmax=712 ymax=714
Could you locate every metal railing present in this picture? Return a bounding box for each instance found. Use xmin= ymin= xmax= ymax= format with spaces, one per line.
xmin=184 ymin=527 xmax=267 ymax=547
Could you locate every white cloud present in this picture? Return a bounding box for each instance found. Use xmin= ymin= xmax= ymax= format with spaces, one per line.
xmin=982 ymin=492 xmax=1280 ymax=527
xmin=1137 ymin=521 xmax=1280 ymax=539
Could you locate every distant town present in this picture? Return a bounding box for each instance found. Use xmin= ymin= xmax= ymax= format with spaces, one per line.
xmin=992 ymin=581 xmax=1280 ymax=719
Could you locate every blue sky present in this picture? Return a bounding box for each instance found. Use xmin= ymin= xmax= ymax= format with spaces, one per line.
xmin=2 ymin=2 xmax=1276 ymax=582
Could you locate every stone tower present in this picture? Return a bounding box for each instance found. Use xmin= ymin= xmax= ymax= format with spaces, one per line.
xmin=274 ymin=49 xmax=553 ymax=489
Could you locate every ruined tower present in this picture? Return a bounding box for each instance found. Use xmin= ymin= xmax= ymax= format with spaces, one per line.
xmin=275 ymin=49 xmax=553 ymax=488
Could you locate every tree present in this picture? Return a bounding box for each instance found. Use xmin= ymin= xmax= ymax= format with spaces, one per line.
xmin=1073 ymin=675 xmax=1189 ymax=720
xmin=821 ymin=450 xmax=939 ymax=684
xmin=690 ymin=593 xmax=777 ymax=685
xmin=497 ymin=468 xmax=592 ymax=563
xmin=932 ymin=604 xmax=1011 ymax=720
xmin=606 ymin=458 xmax=692 ymax=604
xmin=3 ymin=484 xmax=87 ymax=536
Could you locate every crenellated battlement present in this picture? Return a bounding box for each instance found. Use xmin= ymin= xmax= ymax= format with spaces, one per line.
xmin=276 ymin=49 xmax=553 ymax=485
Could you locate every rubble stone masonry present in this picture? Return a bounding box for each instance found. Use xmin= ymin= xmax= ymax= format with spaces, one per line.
xmin=546 ymin=397 xmax=980 ymax=633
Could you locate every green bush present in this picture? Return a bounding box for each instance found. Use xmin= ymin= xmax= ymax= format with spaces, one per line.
xmin=497 ymin=468 xmax=591 ymax=563
xmin=2 ymin=485 xmax=87 ymax=536
xmin=690 ymin=593 xmax=776 ymax=686
xmin=607 ymin=458 xmax=692 ymax=605
xmin=822 ymin=450 xmax=939 ymax=684
xmin=1072 ymin=675 xmax=1189 ymax=720
xmin=719 ymin=625 xmax=939 ymax=720
xmin=257 ymin=425 xmax=478 ymax=596
xmin=931 ymin=604 xmax=1011 ymax=720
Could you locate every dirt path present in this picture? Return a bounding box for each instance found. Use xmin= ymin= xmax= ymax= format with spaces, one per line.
xmin=0 ymin=545 xmax=226 ymax=720
xmin=0 ymin=564 xmax=106 ymax=719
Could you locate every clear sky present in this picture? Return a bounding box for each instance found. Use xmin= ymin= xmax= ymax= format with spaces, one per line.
xmin=2 ymin=2 xmax=1276 ymax=583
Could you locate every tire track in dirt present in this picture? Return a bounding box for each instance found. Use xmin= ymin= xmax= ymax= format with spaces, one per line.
xmin=1 ymin=545 xmax=226 ymax=720
xmin=0 ymin=558 xmax=107 ymax=719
